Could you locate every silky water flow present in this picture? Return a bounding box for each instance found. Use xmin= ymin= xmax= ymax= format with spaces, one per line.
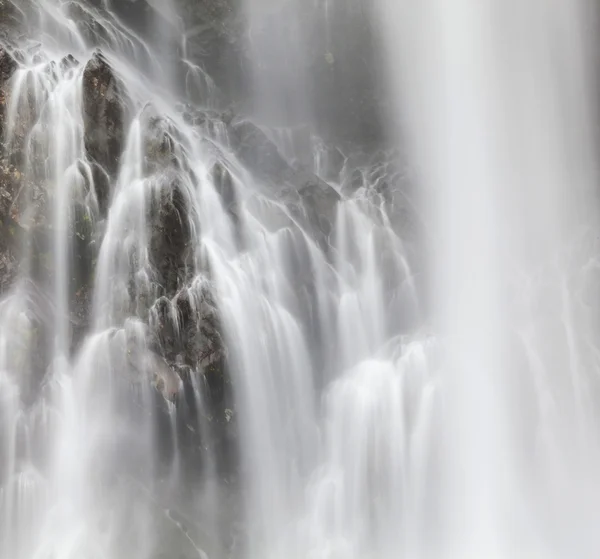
xmin=377 ymin=0 xmax=600 ymax=557
xmin=0 ymin=0 xmax=599 ymax=558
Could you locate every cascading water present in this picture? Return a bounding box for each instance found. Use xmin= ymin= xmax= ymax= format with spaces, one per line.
xmin=377 ymin=0 xmax=600 ymax=556
xmin=0 ymin=0 xmax=599 ymax=558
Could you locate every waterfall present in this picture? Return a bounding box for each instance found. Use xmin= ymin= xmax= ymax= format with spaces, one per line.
xmin=377 ymin=0 xmax=600 ymax=556
xmin=0 ymin=0 xmax=598 ymax=558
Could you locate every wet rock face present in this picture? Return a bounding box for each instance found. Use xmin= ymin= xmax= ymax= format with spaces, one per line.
xmin=177 ymin=0 xmax=243 ymax=105
xmin=0 ymin=163 xmax=47 ymax=296
xmin=0 ymin=1 xmax=27 ymax=44
xmin=0 ymin=165 xmax=28 ymax=293
xmin=144 ymin=117 xmax=179 ymax=175
xmin=228 ymin=118 xmax=341 ymax=248
xmin=144 ymin=284 xmax=234 ymax=477
xmin=0 ymin=46 xmax=16 ymax=86
xmin=296 ymin=173 xmax=340 ymax=239
xmin=0 ymin=46 xmax=16 ymax=145
xmin=107 ymin=0 xmax=153 ymax=35
xmin=0 ymin=50 xmax=20 ymax=292
xmin=0 ymin=218 xmax=19 ymax=292
xmin=148 ymin=177 xmax=193 ymax=299
xmin=0 ymin=162 xmax=22 ymax=219
xmin=82 ymin=51 xmax=129 ymax=177
xmin=144 ymin=173 xmax=230 ymax=413
xmin=177 ymin=0 xmax=384 ymax=146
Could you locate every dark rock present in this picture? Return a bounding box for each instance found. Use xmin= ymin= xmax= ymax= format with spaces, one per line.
xmin=146 ymin=281 xmax=229 ymax=411
xmin=0 ymin=162 xmax=21 ymax=216
xmin=148 ymin=174 xmax=193 ymax=298
xmin=0 ymin=46 xmax=17 ymax=86
xmin=0 ymin=46 xmax=17 ymax=143
xmin=149 ymin=285 xmax=226 ymax=373
xmin=139 ymin=281 xmax=233 ymax=478
xmin=0 ymin=157 xmax=48 ymax=240
xmin=0 ymin=160 xmax=26 ymax=293
xmin=82 ymin=51 xmax=129 ymax=177
xmin=178 ymin=289 xmax=225 ymax=370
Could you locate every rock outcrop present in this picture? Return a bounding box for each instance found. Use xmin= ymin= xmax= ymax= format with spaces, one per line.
xmin=148 ymin=175 xmax=193 ymax=299
xmin=0 ymin=45 xmax=16 ymax=149
xmin=82 ymin=51 xmax=129 ymax=178
xmin=228 ymin=118 xmax=341 ymax=249
xmin=0 ymin=45 xmax=16 ymax=90
xmin=0 ymin=46 xmax=19 ymax=292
